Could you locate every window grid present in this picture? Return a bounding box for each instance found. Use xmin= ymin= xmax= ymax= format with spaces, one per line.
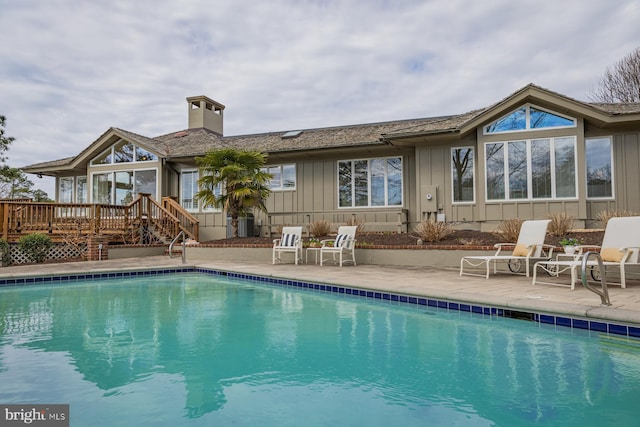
xmin=484 ymin=137 xmax=577 ymax=202
xmin=262 ymin=164 xmax=296 ymax=191
xmin=338 ymin=157 xmax=403 ymax=208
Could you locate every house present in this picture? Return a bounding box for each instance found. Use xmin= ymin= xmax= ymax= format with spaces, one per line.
xmin=23 ymin=84 xmax=640 ymax=241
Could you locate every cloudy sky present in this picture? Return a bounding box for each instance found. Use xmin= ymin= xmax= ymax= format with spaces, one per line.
xmin=1 ymin=0 xmax=639 ymax=196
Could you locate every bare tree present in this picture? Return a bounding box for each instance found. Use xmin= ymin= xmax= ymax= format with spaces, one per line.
xmin=590 ymin=47 xmax=640 ymax=103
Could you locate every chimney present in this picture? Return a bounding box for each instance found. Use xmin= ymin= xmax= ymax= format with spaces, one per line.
xmin=186 ymin=95 xmax=225 ymax=135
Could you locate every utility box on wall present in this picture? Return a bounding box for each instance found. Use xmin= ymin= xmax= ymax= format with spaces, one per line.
xmin=421 ymin=185 xmax=439 ymax=215
xmin=226 ymin=214 xmax=255 ymax=238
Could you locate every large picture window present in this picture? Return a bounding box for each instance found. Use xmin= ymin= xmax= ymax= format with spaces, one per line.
xmin=586 ymin=137 xmax=613 ymax=198
xmin=92 ymin=169 xmax=157 ymax=205
xmin=263 ymin=164 xmax=296 ymax=191
xmin=451 ymin=147 xmax=474 ymax=203
xmin=338 ymin=157 xmax=402 ymax=208
xmin=485 ymin=137 xmax=576 ymax=201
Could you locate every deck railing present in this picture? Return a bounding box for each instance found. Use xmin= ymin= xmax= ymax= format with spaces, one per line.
xmin=0 ymin=194 xmax=199 ymax=243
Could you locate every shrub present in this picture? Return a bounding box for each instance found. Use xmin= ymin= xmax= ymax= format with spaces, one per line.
xmin=494 ymin=218 xmax=524 ymax=242
xmin=18 ymin=233 xmax=53 ymax=263
xmin=548 ymin=212 xmax=574 ymax=237
xmin=309 ymin=219 xmax=331 ymax=237
xmin=596 ymin=209 xmax=637 ymax=226
xmin=413 ymin=219 xmax=454 ymax=242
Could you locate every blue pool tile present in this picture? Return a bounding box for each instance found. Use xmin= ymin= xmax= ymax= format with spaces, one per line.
xmin=556 ymin=317 xmax=571 ymax=327
xmin=408 ymin=297 xmax=417 ymax=304
xmin=609 ymin=324 xmax=628 ymax=336
xmin=483 ymin=308 xmax=491 ymax=315
xmin=374 ymin=292 xmax=382 ymax=299
xmin=572 ymin=319 xmax=589 ymax=330
xmin=540 ymin=314 xmax=555 ymax=325
xmin=448 ymin=302 xmax=459 ymax=310
xmin=382 ymin=293 xmax=390 ymax=300
xmin=417 ymin=298 xmax=427 ymax=306
xmin=427 ymin=299 xmax=437 ymax=307
xmin=460 ymin=304 xmax=471 ymax=312
xmin=399 ymin=295 xmax=408 ymax=303
xmin=472 ymin=305 xmax=483 ymax=314
xmin=589 ymin=321 xmax=608 ymax=332
xmin=390 ymin=294 xmax=398 ymax=301
xmin=437 ymin=301 xmax=447 ymax=309
xmin=629 ymin=326 xmax=640 ymax=338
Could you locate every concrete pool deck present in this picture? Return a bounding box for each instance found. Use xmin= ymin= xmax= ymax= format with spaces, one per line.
xmin=1 ymin=255 xmax=640 ymax=326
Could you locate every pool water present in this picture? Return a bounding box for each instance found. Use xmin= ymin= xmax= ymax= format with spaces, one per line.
xmin=1 ymin=273 xmax=639 ymax=426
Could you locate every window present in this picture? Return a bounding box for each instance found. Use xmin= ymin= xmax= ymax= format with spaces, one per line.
xmin=451 ymin=147 xmax=474 ymax=203
xmin=485 ymin=137 xmax=576 ymax=201
xmin=180 ymin=170 xmax=222 ymax=212
xmin=76 ymin=176 xmax=87 ymax=203
xmin=586 ymin=137 xmax=613 ymax=198
xmin=58 ymin=177 xmax=74 ymax=203
xmin=484 ymin=105 xmax=576 ymax=134
xmin=263 ymin=164 xmax=296 ymax=190
xmin=92 ymin=170 xmax=157 ymax=205
xmin=181 ymin=170 xmax=199 ymax=211
xmin=338 ymin=157 xmax=402 ymax=208
xmin=90 ymin=140 xmax=157 ymax=165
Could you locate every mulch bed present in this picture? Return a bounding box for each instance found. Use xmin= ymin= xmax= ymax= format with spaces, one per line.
xmin=202 ymin=229 xmax=605 ymax=248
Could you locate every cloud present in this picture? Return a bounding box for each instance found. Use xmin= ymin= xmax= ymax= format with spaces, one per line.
xmin=1 ymin=0 xmax=639 ymax=197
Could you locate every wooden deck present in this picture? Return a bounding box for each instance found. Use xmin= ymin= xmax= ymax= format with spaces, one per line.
xmin=0 ymin=194 xmax=199 ymax=244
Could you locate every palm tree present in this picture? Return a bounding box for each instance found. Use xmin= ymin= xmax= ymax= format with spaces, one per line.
xmin=195 ymin=148 xmax=272 ymax=238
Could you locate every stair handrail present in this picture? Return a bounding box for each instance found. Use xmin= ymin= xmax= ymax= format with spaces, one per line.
xmin=169 ymin=230 xmax=186 ymax=264
xmin=580 ymin=251 xmax=611 ymax=306
xmin=161 ymin=197 xmax=199 ymax=240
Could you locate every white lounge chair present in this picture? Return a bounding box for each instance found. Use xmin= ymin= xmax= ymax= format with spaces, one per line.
xmin=272 ymin=226 xmax=303 ymax=265
xmin=460 ymin=219 xmax=553 ymax=278
xmin=532 ymin=216 xmax=640 ymax=289
xmin=320 ymin=226 xmax=357 ymax=267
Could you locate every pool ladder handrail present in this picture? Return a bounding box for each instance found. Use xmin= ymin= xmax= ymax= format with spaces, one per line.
xmin=169 ymin=231 xmax=186 ymax=264
xmin=580 ymin=251 xmax=611 ymax=306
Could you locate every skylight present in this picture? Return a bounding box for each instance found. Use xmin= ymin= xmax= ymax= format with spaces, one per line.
xmin=281 ymin=130 xmax=303 ymax=139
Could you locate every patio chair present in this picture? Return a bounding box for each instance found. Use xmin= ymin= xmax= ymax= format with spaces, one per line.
xmin=320 ymin=226 xmax=357 ymax=267
xmin=460 ymin=219 xmax=553 ymax=279
xmin=272 ymin=226 xmax=303 ymax=265
xmin=532 ymin=216 xmax=640 ymax=289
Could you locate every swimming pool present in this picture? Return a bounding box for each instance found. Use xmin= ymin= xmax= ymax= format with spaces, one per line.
xmin=1 ymin=271 xmax=639 ymax=426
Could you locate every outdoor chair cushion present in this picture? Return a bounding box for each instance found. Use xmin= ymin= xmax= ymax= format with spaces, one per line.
xmin=281 ymin=233 xmax=298 ymax=247
xmin=512 ymin=243 xmax=532 ymax=257
xmin=600 ymin=247 xmax=623 ymax=262
xmin=335 ymin=234 xmax=349 ymax=247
